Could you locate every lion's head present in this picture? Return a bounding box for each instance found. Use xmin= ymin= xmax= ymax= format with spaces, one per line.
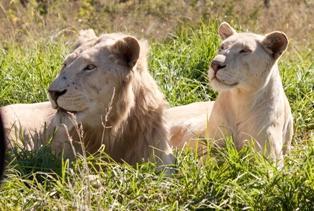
xmin=48 ymin=31 xmax=143 ymax=128
xmin=208 ymin=22 xmax=288 ymax=92
xmin=47 ymin=30 xmax=173 ymax=166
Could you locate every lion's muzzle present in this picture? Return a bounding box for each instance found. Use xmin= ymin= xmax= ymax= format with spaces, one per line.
xmin=48 ymin=89 xmax=67 ymax=108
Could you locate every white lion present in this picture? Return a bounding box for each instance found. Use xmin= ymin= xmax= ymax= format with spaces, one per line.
xmin=2 ymin=30 xmax=174 ymax=166
xmin=167 ymin=22 xmax=293 ymax=164
xmin=166 ymin=101 xmax=213 ymax=148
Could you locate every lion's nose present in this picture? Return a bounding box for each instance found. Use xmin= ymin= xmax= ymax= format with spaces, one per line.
xmin=48 ymin=89 xmax=67 ymax=102
xmin=211 ymin=60 xmax=226 ymax=74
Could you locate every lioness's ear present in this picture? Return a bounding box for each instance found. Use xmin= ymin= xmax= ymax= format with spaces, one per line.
xmin=218 ymin=22 xmax=237 ymax=40
xmin=111 ymin=36 xmax=140 ymax=68
xmin=262 ymin=31 xmax=288 ymax=59
xmin=75 ymin=29 xmax=97 ymax=48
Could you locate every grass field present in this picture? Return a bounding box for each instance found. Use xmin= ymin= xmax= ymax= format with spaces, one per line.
xmin=0 ymin=1 xmax=313 ymax=210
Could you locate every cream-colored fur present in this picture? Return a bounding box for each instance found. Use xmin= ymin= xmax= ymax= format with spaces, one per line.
xmin=207 ymin=22 xmax=293 ymax=164
xmin=2 ymin=30 xmax=174 ymax=166
xmin=166 ymin=23 xmax=293 ymax=165
xmin=165 ymin=101 xmax=213 ymax=148
xmin=2 ymin=102 xmax=57 ymax=150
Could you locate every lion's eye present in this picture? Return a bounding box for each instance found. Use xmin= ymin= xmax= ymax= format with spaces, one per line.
xmin=219 ymin=45 xmax=225 ymax=51
xmin=239 ymin=48 xmax=252 ymax=54
xmin=83 ymin=64 xmax=96 ymax=71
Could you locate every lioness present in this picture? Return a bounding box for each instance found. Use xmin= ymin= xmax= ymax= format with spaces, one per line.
xmin=209 ymin=22 xmax=293 ymax=162
xmin=167 ymin=22 xmax=293 ymax=165
xmin=2 ymin=30 xmax=174 ymax=166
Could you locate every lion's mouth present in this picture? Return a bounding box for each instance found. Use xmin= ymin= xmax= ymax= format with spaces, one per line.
xmin=50 ymin=100 xmax=81 ymax=115
xmin=211 ymin=76 xmax=238 ymax=87
xmin=58 ymin=107 xmax=79 ymax=115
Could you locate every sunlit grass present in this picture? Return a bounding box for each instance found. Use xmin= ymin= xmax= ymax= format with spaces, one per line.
xmin=0 ymin=21 xmax=313 ymax=209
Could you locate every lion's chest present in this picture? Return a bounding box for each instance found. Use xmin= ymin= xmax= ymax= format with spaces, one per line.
xmin=230 ymin=104 xmax=281 ymax=148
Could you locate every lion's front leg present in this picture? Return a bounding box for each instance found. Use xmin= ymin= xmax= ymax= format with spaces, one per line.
xmin=155 ymin=151 xmax=175 ymax=175
xmin=258 ymin=127 xmax=284 ymax=167
xmin=50 ymin=124 xmax=77 ymax=160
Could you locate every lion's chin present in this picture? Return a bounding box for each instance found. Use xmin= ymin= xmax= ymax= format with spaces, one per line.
xmin=210 ymin=77 xmax=238 ymax=91
xmin=48 ymin=99 xmax=81 ymax=115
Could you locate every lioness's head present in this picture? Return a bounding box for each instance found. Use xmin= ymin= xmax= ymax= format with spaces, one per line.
xmin=48 ymin=30 xmax=142 ymax=127
xmin=209 ymin=22 xmax=288 ymax=91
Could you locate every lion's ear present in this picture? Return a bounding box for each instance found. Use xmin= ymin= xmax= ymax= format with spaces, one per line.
xmin=262 ymin=31 xmax=288 ymax=59
xmin=111 ymin=36 xmax=140 ymax=68
xmin=75 ymin=29 xmax=97 ymax=49
xmin=218 ymin=22 xmax=236 ymax=40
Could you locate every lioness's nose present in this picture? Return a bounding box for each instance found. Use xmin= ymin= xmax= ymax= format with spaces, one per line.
xmin=48 ymin=89 xmax=67 ymax=102
xmin=211 ymin=60 xmax=226 ymax=74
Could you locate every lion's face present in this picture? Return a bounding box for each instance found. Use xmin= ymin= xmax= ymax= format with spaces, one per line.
xmin=209 ymin=22 xmax=288 ymax=92
xmin=48 ymin=32 xmax=140 ymax=126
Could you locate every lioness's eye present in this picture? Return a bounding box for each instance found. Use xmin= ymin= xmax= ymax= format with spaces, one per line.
xmin=83 ymin=64 xmax=96 ymax=71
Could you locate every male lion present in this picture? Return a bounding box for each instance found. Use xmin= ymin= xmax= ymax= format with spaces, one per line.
xmin=165 ymin=101 xmax=214 ymax=148
xmin=167 ymin=22 xmax=293 ymax=165
xmin=1 ymin=30 xmax=174 ymax=166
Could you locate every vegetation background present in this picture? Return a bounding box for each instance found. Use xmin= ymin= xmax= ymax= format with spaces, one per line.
xmin=0 ymin=0 xmax=313 ymax=209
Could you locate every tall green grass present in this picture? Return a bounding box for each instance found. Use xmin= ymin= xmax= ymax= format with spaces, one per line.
xmin=149 ymin=23 xmax=219 ymax=106
xmin=0 ymin=42 xmax=67 ymax=105
xmin=0 ymin=22 xmax=313 ymax=209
